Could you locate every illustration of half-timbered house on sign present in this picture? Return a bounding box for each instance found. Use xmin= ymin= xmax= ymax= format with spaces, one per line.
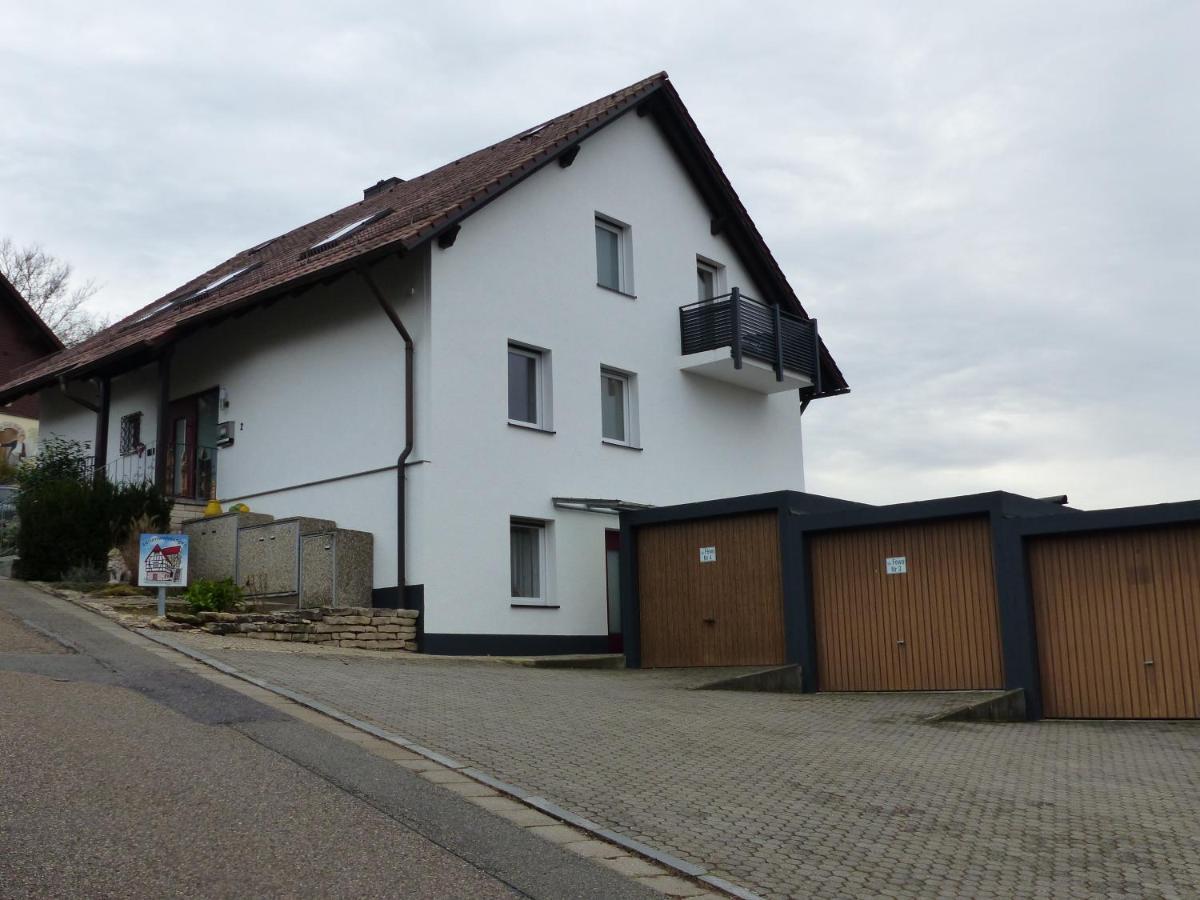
xmin=143 ymin=543 xmax=182 ymax=582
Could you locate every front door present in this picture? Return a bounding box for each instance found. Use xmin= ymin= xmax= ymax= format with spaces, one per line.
xmin=605 ymin=530 xmax=623 ymax=652
xmin=166 ymin=398 xmax=198 ymax=498
xmin=164 ymin=388 xmax=219 ymax=500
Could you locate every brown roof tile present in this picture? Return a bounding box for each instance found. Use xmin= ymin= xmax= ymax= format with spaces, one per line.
xmin=0 ymin=71 xmax=847 ymax=400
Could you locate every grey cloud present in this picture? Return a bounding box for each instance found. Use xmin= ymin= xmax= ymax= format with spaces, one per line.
xmin=1 ymin=0 xmax=1196 ymax=508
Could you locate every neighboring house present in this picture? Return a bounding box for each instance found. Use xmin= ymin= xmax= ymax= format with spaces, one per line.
xmin=0 ymin=72 xmax=849 ymax=653
xmin=0 ymin=272 xmax=64 ymax=466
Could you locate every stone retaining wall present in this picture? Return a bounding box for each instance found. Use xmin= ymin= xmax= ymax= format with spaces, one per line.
xmin=165 ymin=607 xmax=419 ymax=651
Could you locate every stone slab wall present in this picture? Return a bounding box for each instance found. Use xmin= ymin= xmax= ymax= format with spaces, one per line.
xmin=167 ymin=606 xmax=419 ymax=651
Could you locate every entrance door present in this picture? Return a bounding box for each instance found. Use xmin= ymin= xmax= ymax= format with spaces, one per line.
xmin=166 ymin=398 xmax=198 ymax=498
xmin=1029 ymin=526 xmax=1200 ymax=719
xmin=164 ymin=388 xmax=219 ymax=500
xmin=605 ymin=530 xmax=622 ymax=652
xmin=809 ymin=517 xmax=1004 ymax=691
xmin=636 ymin=512 xmax=786 ymax=667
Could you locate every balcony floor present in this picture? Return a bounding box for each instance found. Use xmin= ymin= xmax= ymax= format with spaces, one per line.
xmin=679 ymin=349 xmax=814 ymax=394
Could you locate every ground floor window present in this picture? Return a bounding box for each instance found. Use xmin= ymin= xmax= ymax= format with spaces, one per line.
xmin=510 ymin=519 xmax=546 ymax=602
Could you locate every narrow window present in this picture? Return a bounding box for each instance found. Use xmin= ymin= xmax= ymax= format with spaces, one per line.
xmin=595 ymin=215 xmax=632 ymax=294
xmin=697 ymin=262 xmax=717 ymax=301
xmin=600 ymin=368 xmax=638 ymax=446
xmin=510 ymin=519 xmax=545 ymax=601
xmin=697 ymin=258 xmax=723 ymax=301
xmin=508 ymin=344 xmax=543 ymax=427
xmin=119 ymin=412 xmax=143 ymax=455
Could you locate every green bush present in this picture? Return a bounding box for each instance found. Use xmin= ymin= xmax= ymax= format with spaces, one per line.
xmin=183 ymin=578 xmax=243 ymax=613
xmin=13 ymin=437 xmax=173 ymax=581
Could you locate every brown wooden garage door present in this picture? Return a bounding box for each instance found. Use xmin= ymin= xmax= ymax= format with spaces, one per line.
xmin=1029 ymin=526 xmax=1200 ymax=719
xmin=637 ymin=511 xmax=786 ymax=667
xmin=810 ymin=517 xmax=1004 ymax=691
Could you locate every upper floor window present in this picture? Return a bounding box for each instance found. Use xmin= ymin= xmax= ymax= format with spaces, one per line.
xmin=508 ymin=343 xmax=551 ymax=430
xmin=119 ymin=412 xmax=143 ymax=455
xmin=601 ymin=367 xmax=639 ymax=448
xmin=596 ymin=214 xmax=633 ymax=295
xmin=697 ymin=258 xmax=724 ymax=301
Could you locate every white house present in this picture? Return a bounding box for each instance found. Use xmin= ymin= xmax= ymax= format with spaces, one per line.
xmin=0 ymin=72 xmax=848 ymax=654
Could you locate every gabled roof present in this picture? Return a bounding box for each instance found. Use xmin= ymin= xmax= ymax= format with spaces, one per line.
xmin=0 ymin=72 xmax=847 ymax=401
xmin=0 ymin=271 xmax=64 ymax=354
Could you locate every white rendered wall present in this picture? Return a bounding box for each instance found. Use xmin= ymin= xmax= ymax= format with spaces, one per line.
xmin=425 ymin=110 xmax=809 ymax=637
xmin=36 ymin=387 xmax=97 ymax=450
xmin=37 ymin=251 xmax=430 ymax=591
xmin=169 ymin=251 xmax=429 ymax=590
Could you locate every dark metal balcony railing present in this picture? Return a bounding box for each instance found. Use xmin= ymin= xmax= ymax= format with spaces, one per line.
xmin=86 ymin=441 xmax=218 ymax=500
xmin=680 ymin=287 xmax=821 ymax=389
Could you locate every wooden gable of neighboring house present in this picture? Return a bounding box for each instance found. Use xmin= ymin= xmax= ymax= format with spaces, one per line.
xmin=0 ymin=272 xmax=64 ymax=419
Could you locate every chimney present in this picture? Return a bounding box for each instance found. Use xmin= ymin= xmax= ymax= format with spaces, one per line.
xmin=364 ymin=177 xmax=403 ymax=199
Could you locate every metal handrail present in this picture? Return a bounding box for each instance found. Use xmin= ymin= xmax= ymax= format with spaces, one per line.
xmin=679 ymin=287 xmax=819 ymax=384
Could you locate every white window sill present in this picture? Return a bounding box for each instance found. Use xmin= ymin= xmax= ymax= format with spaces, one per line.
xmin=511 ymin=601 xmax=560 ymax=609
xmin=508 ymin=420 xmax=556 ymax=435
xmin=596 ymin=283 xmax=637 ymax=300
xmin=602 ymin=438 xmax=643 ymax=451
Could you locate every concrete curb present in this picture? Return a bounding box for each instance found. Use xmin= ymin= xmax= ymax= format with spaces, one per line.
xmin=141 ymin=629 xmax=754 ymax=896
xmin=927 ymin=689 xmax=1027 ymax=723
xmin=694 ymin=665 xmax=803 ymax=694
xmin=36 ymin=584 xmax=761 ymax=900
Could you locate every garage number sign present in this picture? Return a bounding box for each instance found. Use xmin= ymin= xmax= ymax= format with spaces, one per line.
xmin=699 ymin=546 xmax=717 ymax=563
xmin=885 ymin=556 xmax=907 ymax=575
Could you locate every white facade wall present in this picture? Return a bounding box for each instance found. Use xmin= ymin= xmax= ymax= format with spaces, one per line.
xmin=36 ymin=387 xmax=97 ymax=450
xmin=35 ymin=109 xmax=817 ymax=643
xmin=425 ymin=111 xmax=807 ymax=637
xmin=38 ymin=251 xmax=430 ymax=591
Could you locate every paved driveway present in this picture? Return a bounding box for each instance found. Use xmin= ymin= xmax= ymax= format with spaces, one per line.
xmin=164 ymin=633 xmax=1198 ymax=899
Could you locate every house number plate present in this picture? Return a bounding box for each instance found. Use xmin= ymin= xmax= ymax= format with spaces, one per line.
xmin=699 ymin=546 xmax=717 ymax=563
xmin=885 ymin=556 xmax=907 ymax=575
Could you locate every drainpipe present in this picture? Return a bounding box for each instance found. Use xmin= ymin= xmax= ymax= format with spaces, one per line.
xmin=356 ymin=266 xmax=414 ymax=607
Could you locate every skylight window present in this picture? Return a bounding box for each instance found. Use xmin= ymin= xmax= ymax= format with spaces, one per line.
xmin=188 ymin=265 xmax=253 ymax=300
xmin=304 ymin=209 xmax=392 ymax=256
xmin=128 ymin=263 xmax=258 ymax=325
xmin=518 ymin=121 xmax=552 ymax=141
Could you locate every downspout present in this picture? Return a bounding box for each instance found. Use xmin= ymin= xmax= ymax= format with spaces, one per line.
xmin=356 ymin=266 xmax=414 ymax=606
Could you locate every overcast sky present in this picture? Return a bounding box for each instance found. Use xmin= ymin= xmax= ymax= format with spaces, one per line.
xmin=2 ymin=1 xmax=1196 ymax=509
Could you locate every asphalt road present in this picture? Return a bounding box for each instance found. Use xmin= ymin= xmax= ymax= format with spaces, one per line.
xmin=0 ymin=581 xmax=655 ymax=900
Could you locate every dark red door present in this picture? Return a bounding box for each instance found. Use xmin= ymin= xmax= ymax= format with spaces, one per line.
xmin=605 ymin=530 xmax=623 ymax=652
xmin=166 ymin=397 xmax=198 ymax=498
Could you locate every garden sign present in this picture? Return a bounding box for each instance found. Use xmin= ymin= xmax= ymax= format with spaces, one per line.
xmin=138 ymin=533 xmax=189 ymax=617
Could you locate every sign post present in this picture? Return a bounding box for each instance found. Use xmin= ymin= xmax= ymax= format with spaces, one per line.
xmin=137 ymin=533 xmax=189 ymax=617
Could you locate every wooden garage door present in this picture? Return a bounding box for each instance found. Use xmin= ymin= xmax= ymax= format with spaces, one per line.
xmin=810 ymin=517 xmax=1004 ymax=691
xmin=1029 ymin=526 xmax=1200 ymax=719
xmin=637 ymin=511 xmax=786 ymax=667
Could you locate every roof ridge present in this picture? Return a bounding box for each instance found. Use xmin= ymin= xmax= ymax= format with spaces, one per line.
xmin=0 ymin=70 xmax=847 ymax=401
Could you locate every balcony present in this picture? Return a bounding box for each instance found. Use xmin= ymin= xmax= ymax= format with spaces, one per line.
xmin=679 ymin=288 xmax=821 ymax=394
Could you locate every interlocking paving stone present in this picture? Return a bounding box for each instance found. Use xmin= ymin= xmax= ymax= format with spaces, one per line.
xmin=167 ymin=633 xmax=1200 ymax=899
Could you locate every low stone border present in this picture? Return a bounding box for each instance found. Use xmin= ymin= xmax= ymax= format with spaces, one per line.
xmin=153 ymin=606 xmax=419 ymax=651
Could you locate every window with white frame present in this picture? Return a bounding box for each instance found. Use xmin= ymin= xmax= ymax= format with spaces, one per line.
xmin=510 ymin=519 xmax=546 ymax=601
xmin=595 ymin=215 xmax=632 ymax=294
xmin=508 ymin=343 xmax=548 ymax=427
xmin=600 ymin=367 xmax=638 ymax=446
xmin=697 ymin=257 xmax=724 ymax=301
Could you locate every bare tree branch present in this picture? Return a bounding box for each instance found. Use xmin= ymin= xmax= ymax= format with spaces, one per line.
xmin=0 ymin=237 xmax=110 ymax=346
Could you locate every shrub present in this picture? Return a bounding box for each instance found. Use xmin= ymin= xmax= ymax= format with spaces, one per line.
xmin=13 ymin=437 xmax=173 ymax=581
xmin=183 ymin=579 xmax=243 ymax=613
xmin=93 ymin=583 xmax=150 ymax=598
xmin=59 ymin=561 xmax=109 ymax=584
